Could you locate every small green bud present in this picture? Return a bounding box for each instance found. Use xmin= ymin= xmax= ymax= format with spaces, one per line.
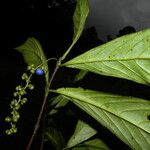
xmin=11 ymin=123 xmax=16 ymax=127
xmin=9 ymin=128 xmax=14 ymax=133
xmin=11 ymin=111 xmax=19 ymax=117
xmin=5 ymin=129 xmax=12 ymax=135
xmin=27 ymin=64 xmax=35 ymax=71
xmin=10 ymin=99 xmax=17 ymax=105
xmin=30 ymin=69 xmax=35 ymax=74
xmin=19 ymin=90 xmax=26 ymax=95
xmin=12 ymin=127 xmax=17 ymax=133
xmin=21 ymin=73 xmax=28 ymax=80
xmin=15 ymin=104 xmax=20 ymax=110
xmin=16 ymin=114 xmax=20 ymax=119
xmin=13 ymin=92 xmax=18 ymax=97
xmin=28 ymin=84 xmax=34 ymax=90
xmin=16 ymin=85 xmax=22 ymax=91
xmin=27 ymin=66 xmax=31 ymax=70
xmin=12 ymin=117 xmax=19 ymax=122
xmin=5 ymin=117 xmax=11 ymax=122
xmin=21 ymin=98 xmax=27 ymax=105
xmin=11 ymin=111 xmax=15 ymax=115
xmin=14 ymin=102 xmax=19 ymax=107
xmin=27 ymin=64 xmax=34 ymax=70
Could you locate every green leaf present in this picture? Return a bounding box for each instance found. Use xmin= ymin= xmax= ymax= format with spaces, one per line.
xmin=74 ymin=70 xmax=88 ymax=82
xmin=54 ymin=88 xmax=150 ymax=149
xmin=45 ymin=127 xmax=65 ymax=150
xmin=72 ymin=139 xmax=110 ymax=150
xmin=61 ymin=0 xmax=89 ymax=60
xmin=48 ymin=95 xmax=69 ymax=116
xmin=66 ymin=120 xmax=97 ymax=148
xmin=73 ymin=0 xmax=89 ymax=41
xmin=63 ymin=28 xmax=150 ymax=85
xmin=16 ymin=37 xmax=49 ymax=83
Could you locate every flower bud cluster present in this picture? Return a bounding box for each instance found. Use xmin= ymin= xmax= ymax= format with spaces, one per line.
xmin=5 ymin=64 xmax=35 ymax=135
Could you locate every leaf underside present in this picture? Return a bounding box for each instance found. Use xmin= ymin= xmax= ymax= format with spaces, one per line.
xmin=74 ymin=70 xmax=88 ymax=82
xmin=55 ymin=88 xmax=150 ymax=150
xmin=48 ymin=95 xmax=69 ymax=116
xmin=16 ymin=37 xmax=49 ymax=83
xmin=64 ymin=28 xmax=150 ymax=85
xmin=66 ymin=120 xmax=97 ymax=148
xmin=72 ymin=138 xmax=110 ymax=150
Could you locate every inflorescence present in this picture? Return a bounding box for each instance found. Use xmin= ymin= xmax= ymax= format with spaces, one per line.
xmin=5 ymin=64 xmax=44 ymax=135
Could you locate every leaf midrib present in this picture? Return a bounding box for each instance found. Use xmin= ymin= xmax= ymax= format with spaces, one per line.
xmin=64 ymin=57 xmax=150 ymax=66
xmin=59 ymin=92 xmax=150 ymax=135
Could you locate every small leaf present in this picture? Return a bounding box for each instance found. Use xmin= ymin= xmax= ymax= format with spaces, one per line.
xmin=63 ymin=28 xmax=150 ymax=85
xmin=48 ymin=95 xmax=69 ymax=116
xmin=66 ymin=120 xmax=97 ymax=148
xmin=72 ymin=138 xmax=110 ymax=150
xmin=74 ymin=70 xmax=88 ymax=82
xmin=61 ymin=0 xmax=89 ymax=60
xmin=54 ymin=88 xmax=150 ymax=149
xmin=16 ymin=37 xmax=49 ymax=83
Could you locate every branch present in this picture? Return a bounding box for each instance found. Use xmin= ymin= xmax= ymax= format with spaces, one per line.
xmin=26 ymin=62 xmax=59 ymax=150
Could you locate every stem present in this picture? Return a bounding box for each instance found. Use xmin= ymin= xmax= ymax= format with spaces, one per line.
xmin=26 ymin=62 xmax=59 ymax=150
xmin=39 ymin=119 xmax=45 ymax=150
xmin=61 ymin=40 xmax=77 ymax=61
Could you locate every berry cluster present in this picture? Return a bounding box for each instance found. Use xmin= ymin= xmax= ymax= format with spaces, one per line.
xmin=5 ymin=64 xmax=36 ymax=135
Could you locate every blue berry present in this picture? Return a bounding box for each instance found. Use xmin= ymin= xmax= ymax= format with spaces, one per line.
xmin=35 ymin=68 xmax=44 ymax=75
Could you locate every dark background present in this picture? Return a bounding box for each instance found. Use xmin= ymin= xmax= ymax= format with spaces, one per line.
xmin=88 ymin=0 xmax=150 ymax=40
xmin=0 ymin=0 xmax=150 ymax=149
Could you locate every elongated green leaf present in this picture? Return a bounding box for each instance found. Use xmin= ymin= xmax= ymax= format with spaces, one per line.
xmin=73 ymin=0 xmax=89 ymax=41
xmin=74 ymin=70 xmax=88 ymax=82
xmin=72 ymin=139 xmax=110 ymax=150
xmin=54 ymin=88 xmax=150 ymax=149
xmin=45 ymin=127 xmax=65 ymax=150
xmin=63 ymin=28 xmax=150 ymax=85
xmin=48 ymin=95 xmax=69 ymax=116
xmin=66 ymin=120 xmax=97 ymax=148
xmin=16 ymin=37 xmax=49 ymax=83
xmin=61 ymin=0 xmax=89 ymax=60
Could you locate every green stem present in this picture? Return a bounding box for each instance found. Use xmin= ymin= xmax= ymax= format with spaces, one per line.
xmin=61 ymin=40 xmax=76 ymax=61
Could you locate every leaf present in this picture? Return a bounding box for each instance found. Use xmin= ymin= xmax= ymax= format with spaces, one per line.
xmin=61 ymin=0 xmax=89 ymax=60
xmin=45 ymin=127 xmax=65 ymax=150
xmin=73 ymin=0 xmax=89 ymax=41
xmin=72 ymin=139 xmax=110 ymax=150
xmin=66 ymin=120 xmax=97 ymax=148
xmin=63 ymin=28 xmax=150 ymax=85
xmin=54 ymin=88 xmax=150 ymax=149
xmin=16 ymin=37 xmax=49 ymax=83
xmin=48 ymin=95 xmax=69 ymax=116
xmin=74 ymin=70 xmax=88 ymax=82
